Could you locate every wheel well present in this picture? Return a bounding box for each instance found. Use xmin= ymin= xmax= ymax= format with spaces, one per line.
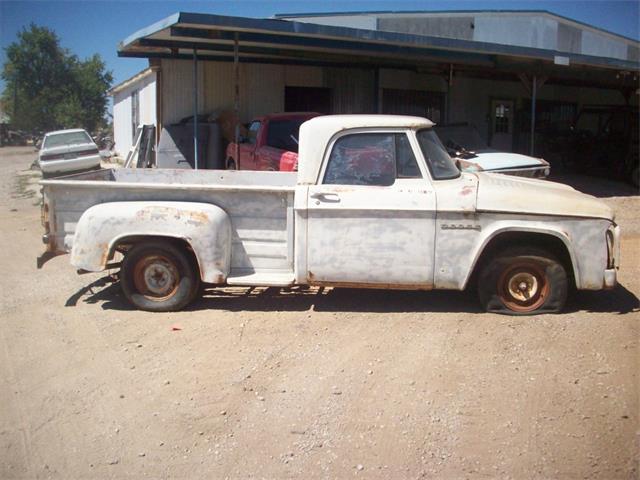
xmin=110 ymin=235 xmax=199 ymax=270
xmin=470 ymin=231 xmax=575 ymax=289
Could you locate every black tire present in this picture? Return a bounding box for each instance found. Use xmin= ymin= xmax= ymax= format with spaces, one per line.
xmin=477 ymin=247 xmax=568 ymax=315
xmin=120 ymin=241 xmax=200 ymax=312
xmin=226 ymin=158 xmax=237 ymax=170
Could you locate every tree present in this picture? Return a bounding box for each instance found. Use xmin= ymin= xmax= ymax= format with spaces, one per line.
xmin=1 ymin=24 xmax=112 ymax=133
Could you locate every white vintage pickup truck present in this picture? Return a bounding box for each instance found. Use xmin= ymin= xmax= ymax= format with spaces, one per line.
xmin=39 ymin=115 xmax=620 ymax=315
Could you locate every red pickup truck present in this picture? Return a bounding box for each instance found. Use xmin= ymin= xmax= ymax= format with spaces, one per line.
xmin=225 ymin=112 xmax=319 ymax=171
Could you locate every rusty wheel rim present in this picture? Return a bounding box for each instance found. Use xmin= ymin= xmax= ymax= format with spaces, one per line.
xmin=497 ymin=261 xmax=549 ymax=313
xmin=133 ymin=255 xmax=180 ymax=301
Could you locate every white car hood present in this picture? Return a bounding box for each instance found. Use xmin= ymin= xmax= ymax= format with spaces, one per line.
xmin=463 ymin=151 xmax=548 ymax=171
xmin=476 ymin=172 xmax=614 ymax=221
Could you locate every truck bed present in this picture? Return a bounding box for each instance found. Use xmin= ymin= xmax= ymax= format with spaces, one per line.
xmin=41 ymin=168 xmax=297 ymax=280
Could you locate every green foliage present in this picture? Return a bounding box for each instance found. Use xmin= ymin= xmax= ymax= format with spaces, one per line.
xmin=1 ymin=24 xmax=113 ymax=133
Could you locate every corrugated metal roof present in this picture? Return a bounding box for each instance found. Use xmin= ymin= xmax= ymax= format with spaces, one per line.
xmin=118 ymin=12 xmax=639 ymax=73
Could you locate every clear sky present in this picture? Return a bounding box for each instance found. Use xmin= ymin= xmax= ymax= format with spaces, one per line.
xmin=1 ymin=0 xmax=638 ymax=92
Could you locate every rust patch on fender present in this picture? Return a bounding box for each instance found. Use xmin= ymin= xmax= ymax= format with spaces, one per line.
xmin=188 ymin=211 xmax=209 ymax=223
xmin=460 ymin=185 xmax=475 ymax=196
xmin=98 ymin=243 xmax=110 ymax=267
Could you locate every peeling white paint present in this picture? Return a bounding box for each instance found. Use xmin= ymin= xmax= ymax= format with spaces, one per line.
xmin=40 ymin=115 xmax=618 ymax=299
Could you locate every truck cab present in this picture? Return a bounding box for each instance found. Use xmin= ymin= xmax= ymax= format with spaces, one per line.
xmin=225 ymin=112 xmax=319 ymax=171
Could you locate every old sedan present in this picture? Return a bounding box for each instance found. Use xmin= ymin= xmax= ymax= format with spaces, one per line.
xmin=38 ymin=129 xmax=101 ymax=178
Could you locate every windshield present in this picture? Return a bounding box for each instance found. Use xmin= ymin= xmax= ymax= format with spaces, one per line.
xmin=266 ymin=119 xmax=308 ymax=152
xmin=416 ymin=129 xmax=460 ymax=180
xmin=44 ymin=131 xmax=93 ymax=148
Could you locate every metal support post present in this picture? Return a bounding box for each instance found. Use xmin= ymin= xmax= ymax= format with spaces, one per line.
xmin=234 ymin=33 xmax=240 ymax=165
xmin=193 ymin=48 xmax=199 ymax=170
xmin=530 ymin=75 xmax=537 ymax=156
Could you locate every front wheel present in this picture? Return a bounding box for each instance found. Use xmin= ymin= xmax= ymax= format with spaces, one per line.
xmin=120 ymin=241 xmax=200 ymax=312
xmin=226 ymin=158 xmax=237 ymax=170
xmin=477 ymin=247 xmax=568 ymax=315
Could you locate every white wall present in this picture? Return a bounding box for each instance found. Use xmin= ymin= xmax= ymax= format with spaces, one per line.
xmin=112 ymin=71 xmax=156 ymax=156
xmin=161 ymin=60 xmax=327 ymax=124
xmin=474 ymin=15 xmax=558 ymax=50
xmin=581 ymin=30 xmax=628 ymax=60
xmin=281 ymin=12 xmax=639 ymax=61
xmin=279 ymin=15 xmax=377 ymax=30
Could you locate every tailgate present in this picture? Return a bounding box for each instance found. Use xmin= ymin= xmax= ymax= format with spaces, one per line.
xmin=37 ymin=169 xmax=116 ymax=268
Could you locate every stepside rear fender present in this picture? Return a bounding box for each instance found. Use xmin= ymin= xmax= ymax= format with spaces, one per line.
xmin=71 ymin=201 xmax=231 ymax=283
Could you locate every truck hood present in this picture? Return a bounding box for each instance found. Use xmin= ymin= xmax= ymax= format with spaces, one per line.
xmin=460 ymin=151 xmax=548 ymax=172
xmin=475 ymin=172 xmax=614 ymax=221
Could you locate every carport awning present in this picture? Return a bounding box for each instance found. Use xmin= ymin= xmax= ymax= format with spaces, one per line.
xmin=119 ymin=12 xmax=639 ymax=88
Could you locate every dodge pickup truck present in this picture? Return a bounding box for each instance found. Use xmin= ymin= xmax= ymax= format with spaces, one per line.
xmin=39 ymin=115 xmax=620 ymax=315
xmin=225 ymin=112 xmax=319 ymax=171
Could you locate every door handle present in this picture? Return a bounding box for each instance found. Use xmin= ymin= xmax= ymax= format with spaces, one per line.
xmin=310 ymin=192 xmax=341 ymax=202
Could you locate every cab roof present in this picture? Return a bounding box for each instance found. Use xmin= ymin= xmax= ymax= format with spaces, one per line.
xmin=297 ymin=114 xmax=434 ymax=185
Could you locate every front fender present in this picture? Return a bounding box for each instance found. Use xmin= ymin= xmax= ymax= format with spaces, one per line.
xmin=461 ymin=224 xmax=579 ymax=289
xmin=71 ymin=202 xmax=231 ymax=283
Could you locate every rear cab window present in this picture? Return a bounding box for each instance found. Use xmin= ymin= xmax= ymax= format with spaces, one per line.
xmin=323 ymin=132 xmax=422 ymax=186
xmin=43 ymin=131 xmax=93 ymax=149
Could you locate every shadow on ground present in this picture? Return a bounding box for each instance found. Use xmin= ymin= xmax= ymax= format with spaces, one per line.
xmin=550 ymin=173 xmax=638 ymax=198
xmin=66 ymin=276 xmax=639 ymax=316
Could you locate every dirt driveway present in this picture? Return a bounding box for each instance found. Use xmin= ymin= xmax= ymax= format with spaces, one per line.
xmin=1 ymin=146 xmax=638 ymax=479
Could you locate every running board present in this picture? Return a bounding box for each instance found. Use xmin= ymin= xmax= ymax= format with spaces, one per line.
xmin=226 ymin=272 xmax=295 ymax=287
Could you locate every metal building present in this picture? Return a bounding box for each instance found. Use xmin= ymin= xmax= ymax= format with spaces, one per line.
xmin=114 ymin=10 xmax=639 ymax=176
xmin=110 ymin=68 xmax=157 ymax=156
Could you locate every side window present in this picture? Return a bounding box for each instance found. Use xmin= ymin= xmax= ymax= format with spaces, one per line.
xmin=396 ymin=133 xmax=421 ymax=178
xmin=247 ymin=121 xmax=261 ymax=145
xmin=323 ymin=133 xmax=421 ymax=186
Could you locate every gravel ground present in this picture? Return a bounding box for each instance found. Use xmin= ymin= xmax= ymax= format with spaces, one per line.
xmin=1 ymin=146 xmax=638 ymax=479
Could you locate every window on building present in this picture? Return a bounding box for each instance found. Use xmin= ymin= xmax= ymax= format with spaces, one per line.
xmin=323 ymin=132 xmax=421 ymax=186
xmin=494 ymin=103 xmax=510 ymax=133
xmin=535 ymin=100 xmax=577 ymax=131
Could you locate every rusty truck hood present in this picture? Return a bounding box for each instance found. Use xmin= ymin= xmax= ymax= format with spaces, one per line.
xmin=475 ymin=172 xmax=614 ymax=221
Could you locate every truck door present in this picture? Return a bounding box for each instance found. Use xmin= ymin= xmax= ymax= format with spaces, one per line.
xmin=306 ymin=131 xmax=436 ymax=287
xmin=239 ymin=120 xmax=261 ymax=169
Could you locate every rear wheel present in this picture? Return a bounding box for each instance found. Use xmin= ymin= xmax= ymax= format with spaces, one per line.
xmin=477 ymin=247 xmax=567 ymax=315
xmin=120 ymin=241 xmax=200 ymax=312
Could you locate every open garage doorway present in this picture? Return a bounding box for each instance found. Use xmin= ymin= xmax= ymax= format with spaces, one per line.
xmin=285 ymin=86 xmax=332 ymax=114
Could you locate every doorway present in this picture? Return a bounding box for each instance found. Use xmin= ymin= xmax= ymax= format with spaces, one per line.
xmin=285 ymin=86 xmax=332 ymax=114
xmin=490 ymin=99 xmax=514 ymax=151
